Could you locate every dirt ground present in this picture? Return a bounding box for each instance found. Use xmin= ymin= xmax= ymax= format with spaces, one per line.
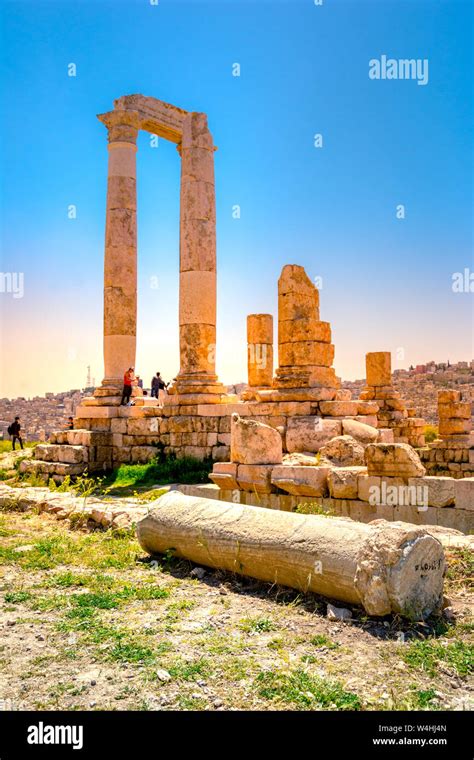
xmin=0 ymin=509 xmax=472 ymax=712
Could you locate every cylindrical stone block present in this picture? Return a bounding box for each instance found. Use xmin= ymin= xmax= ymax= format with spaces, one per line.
xmin=247 ymin=314 xmax=273 ymax=387
xmin=178 ymin=113 xmax=217 ymax=378
xmin=101 ymin=119 xmax=138 ymax=388
xmin=137 ymin=492 xmax=445 ymax=620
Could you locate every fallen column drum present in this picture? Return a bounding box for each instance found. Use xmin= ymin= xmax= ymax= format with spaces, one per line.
xmin=136 ymin=491 xmax=445 ymax=620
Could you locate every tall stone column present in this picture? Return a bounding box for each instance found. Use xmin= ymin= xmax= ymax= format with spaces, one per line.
xmin=247 ymin=314 xmax=273 ymax=387
xmin=96 ymin=110 xmax=140 ymax=398
xmin=174 ymin=112 xmax=225 ymax=399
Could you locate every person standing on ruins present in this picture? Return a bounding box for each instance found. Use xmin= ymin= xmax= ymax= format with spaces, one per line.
xmin=120 ymin=367 xmax=135 ymax=406
xmin=8 ymin=416 xmax=23 ymax=450
xmin=151 ymin=372 xmax=161 ymax=398
xmin=156 ymin=372 xmax=169 ymax=407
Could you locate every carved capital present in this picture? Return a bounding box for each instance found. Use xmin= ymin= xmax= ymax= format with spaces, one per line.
xmin=97 ymin=109 xmax=141 ymax=144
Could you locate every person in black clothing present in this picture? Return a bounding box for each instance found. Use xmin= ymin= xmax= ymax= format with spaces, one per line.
xmin=151 ymin=372 xmax=161 ymax=398
xmin=67 ymin=417 xmax=74 ymax=430
xmin=9 ymin=417 xmax=23 ymax=450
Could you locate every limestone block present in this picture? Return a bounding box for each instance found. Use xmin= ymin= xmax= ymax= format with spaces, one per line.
xmin=357 ymin=401 xmax=379 ymax=415
xmin=179 ymin=271 xmax=216 ymax=325
xmin=247 ymin=314 xmax=273 ymax=344
xmin=210 ymin=462 xmax=239 ymax=490
xmin=439 ymin=419 xmax=471 ymax=436
xmin=180 ymin=178 xmax=216 ymax=222
xmin=309 ymin=366 xmax=339 ymax=388
xmin=286 ymin=417 xmax=341 ymax=453
xmin=111 ymin=418 xmax=127 ymax=434
xmin=438 ymin=390 xmax=461 ymax=404
xmin=179 ymin=323 xmax=215 ymax=375
xmin=34 ymin=444 xmax=58 ymax=462
xmin=366 ymin=352 xmax=391 ymax=387
xmin=408 ymin=476 xmax=455 ymax=508
xmin=454 ymin=477 xmax=474 ymax=511
xmin=271 ymin=465 xmax=330 ymax=496
xmin=342 ymin=419 xmax=378 ymax=445
xmin=319 ymin=436 xmax=365 ymax=466
xmin=365 ymin=443 xmax=426 ymax=478
xmin=438 ymin=402 xmax=471 ymax=419
xmin=279 ymin=342 xmax=334 ymax=368
xmin=320 ymin=401 xmax=359 ymax=417
xmin=282 ymin=453 xmax=318 ymax=466
xmin=56 ymin=445 xmax=87 ymax=464
xmin=127 ymin=418 xmax=160 ymax=435
xmin=278 ymin=319 xmax=331 ymax=345
xmin=328 ymin=467 xmax=366 ymax=499
xmin=335 ymin=389 xmax=352 ymax=401
xmin=358 ymin=475 xmax=381 ymax=502
xmin=131 ymin=446 xmax=158 ymax=464
xmin=231 ymin=414 xmax=282 ymax=464
xmin=237 ymin=464 xmax=275 ymax=493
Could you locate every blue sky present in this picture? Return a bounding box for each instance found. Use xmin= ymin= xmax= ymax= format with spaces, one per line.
xmin=0 ymin=0 xmax=472 ymax=397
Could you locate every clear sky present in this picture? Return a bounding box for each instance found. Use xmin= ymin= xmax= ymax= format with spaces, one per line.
xmin=0 ymin=0 xmax=472 ymax=398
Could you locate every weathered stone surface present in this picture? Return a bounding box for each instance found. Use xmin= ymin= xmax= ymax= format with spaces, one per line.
xmin=319 ymin=401 xmax=358 ymax=417
xmin=286 ymin=417 xmax=342 ymax=453
xmin=247 ymin=313 xmax=273 ymax=388
xmin=271 ymin=465 xmax=330 ymax=496
xmin=231 ymin=414 xmax=282 ymax=465
xmin=328 ymin=466 xmax=366 ymax=499
xmin=358 ymin=474 xmax=381 ymax=502
xmin=137 ymin=492 xmax=446 ymax=619
xmin=438 ymin=390 xmax=461 ymax=404
xmin=366 ymin=352 xmax=391 ymax=387
xmin=454 ymin=477 xmax=474 ymax=511
xmin=408 ymin=476 xmax=455 ymax=508
xmin=279 ymin=342 xmax=334 ymax=368
xmin=439 ymin=419 xmax=471 ymax=436
xmin=282 ymin=452 xmax=318 ymax=466
xmin=279 ymin=319 xmax=331 ymax=344
xmin=366 ymin=443 xmax=426 ymax=478
xmin=342 ymin=419 xmax=379 ymax=445
xmin=237 ymin=464 xmax=274 ymax=493
xmin=319 ymin=436 xmax=365 ymax=467
xmin=210 ymin=462 xmax=239 ymax=490
xmin=438 ymin=402 xmax=471 ymax=420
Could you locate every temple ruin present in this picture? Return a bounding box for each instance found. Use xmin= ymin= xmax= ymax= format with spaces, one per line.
xmin=21 ymin=94 xmax=474 ymax=535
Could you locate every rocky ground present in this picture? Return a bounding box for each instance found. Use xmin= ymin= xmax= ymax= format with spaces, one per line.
xmin=0 ymin=499 xmax=472 ymax=712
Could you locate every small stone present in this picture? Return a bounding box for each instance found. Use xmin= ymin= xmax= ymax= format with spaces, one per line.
xmin=90 ymin=680 xmax=97 ymax=686
xmin=190 ymin=567 xmax=206 ymax=580
xmin=156 ymin=669 xmax=171 ymax=682
xmin=6 ymin=620 xmax=16 ymax=627
xmin=36 ymin=634 xmax=45 ymax=641
xmin=327 ymin=604 xmax=352 ymax=622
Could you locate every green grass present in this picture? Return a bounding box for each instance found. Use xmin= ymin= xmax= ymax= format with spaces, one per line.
xmin=102 ymin=455 xmax=214 ymax=494
xmin=310 ymin=634 xmax=340 ymax=650
xmin=0 ymin=531 xmax=142 ymax=571
xmin=0 ymin=441 xmax=38 ymax=453
xmin=239 ymin=616 xmax=276 ymax=633
xmin=402 ymin=640 xmax=473 ymax=677
xmin=255 ymin=668 xmax=361 ymax=710
xmin=4 ymin=591 xmax=32 ymax=604
xmin=167 ymin=657 xmax=211 ymax=681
